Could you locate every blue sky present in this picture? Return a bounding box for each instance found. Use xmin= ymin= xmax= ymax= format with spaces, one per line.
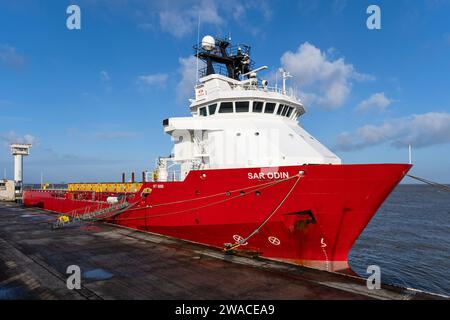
xmin=0 ymin=0 xmax=449 ymax=183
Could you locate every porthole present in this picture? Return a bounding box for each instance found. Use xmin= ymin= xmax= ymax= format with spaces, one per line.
xmin=255 ymin=132 xmax=260 ymax=136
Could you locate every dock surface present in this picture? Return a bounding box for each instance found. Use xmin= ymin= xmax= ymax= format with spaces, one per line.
xmin=0 ymin=202 xmax=444 ymax=300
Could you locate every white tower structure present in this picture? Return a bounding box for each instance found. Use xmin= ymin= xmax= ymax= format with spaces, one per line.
xmin=10 ymin=143 xmax=32 ymax=195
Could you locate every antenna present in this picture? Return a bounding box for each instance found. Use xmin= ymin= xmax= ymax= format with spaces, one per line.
xmin=275 ymin=69 xmax=279 ymax=90
xmin=195 ymin=11 xmax=201 ymax=84
xmin=279 ymin=68 xmax=292 ymax=94
xmin=241 ymin=66 xmax=268 ymax=77
xmin=408 ymin=144 xmax=412 ymax=164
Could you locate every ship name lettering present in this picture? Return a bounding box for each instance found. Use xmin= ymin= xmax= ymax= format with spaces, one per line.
xmin=248 ymin=172 xmax=289 ymax=180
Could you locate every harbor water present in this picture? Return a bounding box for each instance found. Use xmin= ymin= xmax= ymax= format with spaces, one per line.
xmin=349 ymin=184 xmax=450 ymax=296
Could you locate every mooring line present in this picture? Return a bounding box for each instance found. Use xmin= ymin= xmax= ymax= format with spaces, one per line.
xmin=407 ymin=174 xmax=450 ymax=192
xmin=224 ymin=173 xmax=303 ymax=252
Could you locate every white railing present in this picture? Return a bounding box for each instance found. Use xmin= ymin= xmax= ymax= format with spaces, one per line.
xmin=167 ymin=171 xmax=182 ymax=182
xmin=231 ymin=83 xmax=298 ymax=99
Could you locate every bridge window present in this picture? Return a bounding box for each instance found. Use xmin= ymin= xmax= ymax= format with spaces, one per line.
xmin=199 ymin=106 xmax=207 ymax=117
xmin=208 ymin=103 xmax=217 ymax=115
xmin=253 ymin=101 xmax=264 ymax=113
xmin=219 ymin=102 xmax=234 ymax=113
xmin=236 ymin=101 xmax=249 ymax=112
xmin=286 ymin=106 xmax=293 ymax=117
xmin=277 ymin=104 xmax=284 ymax=115
xmin=264 ymin=102 xmax=275 ymax=113
xmin=281 ymin=105 xmax=288 ymax=116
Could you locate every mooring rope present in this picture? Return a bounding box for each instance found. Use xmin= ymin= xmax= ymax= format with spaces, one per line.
xmin=407 ymin=174 xmax=450 ymax=192
xmin=224 ymin=173 xmax=303 ymax=252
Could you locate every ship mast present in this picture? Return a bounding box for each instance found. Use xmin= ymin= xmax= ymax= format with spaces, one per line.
xmin=194 ymin=36 xmax=254 ymax=80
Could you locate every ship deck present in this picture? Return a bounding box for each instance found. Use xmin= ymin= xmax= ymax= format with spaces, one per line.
xmin=0 ymin=201 xmax=444 ymax=300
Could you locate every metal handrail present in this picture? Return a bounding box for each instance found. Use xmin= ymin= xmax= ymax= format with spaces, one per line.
xmin=232 ymin=82 xmax=297 ymax=98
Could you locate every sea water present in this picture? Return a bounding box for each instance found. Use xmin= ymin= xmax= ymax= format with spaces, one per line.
xmin=349 ymin=185 xmax=450 ymax=296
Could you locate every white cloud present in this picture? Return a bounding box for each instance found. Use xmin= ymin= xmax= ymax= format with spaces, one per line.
xmin=136 ymin=73 xmax=168 ymax=88
xmin=335 ymin=112 xmax=450 ymax=151
xmin=280 ymin=42 xmax=372 ymax=109
xmin=0 ymin=131 xmax=37 ymax=146
xmin=75 ymin=0 xmax=272 ymax=38
xmin=158 ymin=0 xmax=223 ymax=38
xmin=100 ymin=70 xmax=110 ymax=82
xmin=353 ymin=72 xmax=376 ymax=82
xmin=0 ymin=44 xmax=24 ymax=70
xmin=176 ymin=56 xmax=203 ymax=101
xmin=355 ymin=92 xmax=392 ymax=112
xmin=154 ymin=0 xmax=271 ymax=38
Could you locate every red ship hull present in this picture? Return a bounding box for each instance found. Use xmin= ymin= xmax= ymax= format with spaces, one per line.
xmin=23 ymin=164 xmax=411 ymax=271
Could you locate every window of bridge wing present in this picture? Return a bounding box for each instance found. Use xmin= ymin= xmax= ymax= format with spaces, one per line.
xmin=264 ymin=102 xmax=275 ymax=114
xmin=218 ymin=102 xmax=234 ymax=113
xmin=277 ymin=104 xmax=284 ymax=115
xmin=236 ymin=101 xmax=250 ymax=113
xmin=199 ymin=106 xmax=207 ymax=117
xmin=208 ymin=103 xmax=217 ymax=115
xmin=253 ymin=101 xmax=264 ymax=113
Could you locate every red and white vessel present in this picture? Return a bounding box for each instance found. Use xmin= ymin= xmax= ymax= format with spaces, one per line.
xmin=23 ymin=36 xmax=411 ymax=271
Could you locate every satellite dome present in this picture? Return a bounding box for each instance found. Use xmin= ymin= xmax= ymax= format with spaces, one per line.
xmin=201 ymin=35 xmax=215 ymax=51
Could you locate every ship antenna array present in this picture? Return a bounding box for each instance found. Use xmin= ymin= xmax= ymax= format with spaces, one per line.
xmin=279 ymin=68 xmax=293 ymax=94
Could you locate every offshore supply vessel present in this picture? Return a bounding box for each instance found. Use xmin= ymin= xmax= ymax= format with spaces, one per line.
xmin=23 ymin=36 xmax=411 ymax=271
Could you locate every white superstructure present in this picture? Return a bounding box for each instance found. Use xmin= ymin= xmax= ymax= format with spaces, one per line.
xmin=155 ymin=36 xmax=341 ymax=181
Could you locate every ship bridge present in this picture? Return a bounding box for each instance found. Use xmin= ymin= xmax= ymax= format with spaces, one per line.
xmin=155 ymin=36 xmax=341 ymax=182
